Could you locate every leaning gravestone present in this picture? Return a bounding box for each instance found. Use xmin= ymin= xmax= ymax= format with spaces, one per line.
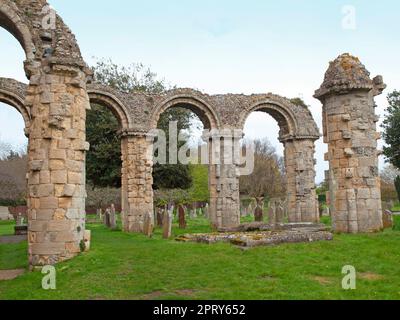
xmin=162 ymin=212 xmax=173 ymax=239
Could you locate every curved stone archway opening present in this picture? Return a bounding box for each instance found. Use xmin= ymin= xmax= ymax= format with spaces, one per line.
xmin=240 ymin=99 xmax=320 ymax=224
xmin=85 ymin=99 xmax=125 ymax=218
xmin=241 ymin=111 xmax=286 ymax=222
xmin=121 ymin=98 xmax=217 ymax=232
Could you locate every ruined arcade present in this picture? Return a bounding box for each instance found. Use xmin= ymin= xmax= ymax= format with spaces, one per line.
xmin=0 ymin=0 xmax=387 ymax=267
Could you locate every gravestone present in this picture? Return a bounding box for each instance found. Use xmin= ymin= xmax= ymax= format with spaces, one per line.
xmin=96 ymin=208 xmax=102 ymax=221
xmin=276 ymin=205 xmax=284 ymax=224
xmin=143 ymin=212 xmax=154 ymax=237
xmin=241 ymin=206 xmax=248 ymax=217
xmin=178 ymin=205 xmax=187 ymax=229
xmin=162 ymin=212 xmax=173 ymax=239
xmin=254 ymin=198 xmax=264 ymax=222
xmin=204 ymin=204 xmax=209 ymax=219
xmin=254 ymin=206 xmax=263 ymax=222
xmin=156 ymin=207 xmax=164 ymax=227
xmin=14 ymin=213 xmax=28 ymax=235
xmin=190 ymin=208 xmax=197 ymax=219
xmin=268 ymin=206 xmax=275 ymax=225
xmin=383 ymin=210 xmax=394 ymax=229
xmin=110 ymin=204 xmax=117 ymax=229
xmin=104 ymin=208 xmax=111 ymax=227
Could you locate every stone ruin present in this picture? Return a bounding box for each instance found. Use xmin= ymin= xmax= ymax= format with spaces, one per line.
xmin=0 ymin=0 xmax=386 ymax=267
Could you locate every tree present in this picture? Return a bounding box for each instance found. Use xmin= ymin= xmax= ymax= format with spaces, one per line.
xmin=382 ymin=90 xmax=400 ymax=170
xmin=0 ymin=147 xmax=28 ymax=205
xmin=381 ymin=164 xmax=400 ymax=184
xmin=239 ymin=138 xmax=286 ymax=203
xmin=88 ymin=59 xmax=194 ymax=189
xmin=395 ymin=176 xmax=400 ymax=202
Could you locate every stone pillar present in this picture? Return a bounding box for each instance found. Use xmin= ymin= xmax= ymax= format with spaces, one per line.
xmin=120 ymin=133 xmax=154 ymax=233
xmin=26 ymin=62 xmax=90 ymax=267
xmin=207 ymin=130 xmax=241 ymax=229
xmin=315 ymin=53 xmax=386 ymax=233
xmin=284 ymin=139 xmax=319 ymax=223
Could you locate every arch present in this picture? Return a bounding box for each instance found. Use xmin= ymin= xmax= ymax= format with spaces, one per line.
xmin=0 ymin=1 xmax=36 ymax=62
xmin=238 ymin=95 xmax=320 ymax=141
xmin=241 ymin=100 xmax=298 ymax=141
xmin=87 ymin=88 xmax=132 ymax=130
xmin=0 ymin=78 xmax=30 ymax=132
xmin=150 ymin=91 xmax=221 ymax=130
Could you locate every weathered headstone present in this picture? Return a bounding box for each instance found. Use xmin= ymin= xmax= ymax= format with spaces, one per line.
xmin=241 ymin=206 xmax=248 ymax=217
xmin=178 ymin=205 xmax=187 ymax=229
xmin=204 ymin=204 xmax=209 ymax=219
xmin=189 ymin=207 xmax=197 ymax=219
xmin=156 ymin=207 xmax=164 ymax=227
xmin=97 ymin=208 xmax=103 ymax=221
xmin=254 ymin=206 xmax=263 ymax=222
xmin=268 ymin=206 xmax=275 ymax=225
xmin=383 ymin=210 xmax=394 ymax=229
xmin=143 ymin=212 xmax=154 ymax=237
xmin=162 ymin=212 xmax=173 ymax=239
xmin=14 ymin=213 xmax=28 ymax=235
xmin=254 ymin=198 xmax=264 ymax=222
xmin=104 ymin=208 xmax=111 ymax=227
xmin=16 ymin=213 xmax=24 ymax=226
xmin=276 ymin=205 xmax=284 ymax=224
xmin=110 ymin=204 xmax=117 ymax=229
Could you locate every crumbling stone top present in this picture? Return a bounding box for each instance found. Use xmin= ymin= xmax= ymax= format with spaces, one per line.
xmin=0 ymin=78 xmax=28 ymax=101
xmin=314 ymin=53 xmax=375 ymax=100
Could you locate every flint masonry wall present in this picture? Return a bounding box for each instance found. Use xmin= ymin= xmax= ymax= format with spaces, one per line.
xmin=315 ymin=53 xmax=386 ymax=233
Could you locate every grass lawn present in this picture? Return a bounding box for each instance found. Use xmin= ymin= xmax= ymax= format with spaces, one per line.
xmin=0 ymin=217 xmax=400 ymax=300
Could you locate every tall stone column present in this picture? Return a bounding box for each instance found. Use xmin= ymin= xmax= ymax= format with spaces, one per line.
xmin=26 ymin=62 xmax=90 ymax=267
xmin=284 ymin=139 xmax=319 ymax=223
xmin=207 ymin=130 xmax=241 ymax=230
xmin=120 ymin=133 xmax=154 ymax=233
xmin=315 ymin=53 xmax=386 ymax=233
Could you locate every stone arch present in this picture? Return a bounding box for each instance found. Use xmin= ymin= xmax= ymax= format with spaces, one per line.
xmin=87 ymin=87 xmax=132 ymax=131
xmin=150 ymin=91 xmax=221 ymax=130
xmin=0 ymin=78 xmax=30 ymax=134
xmin=0 ymin=1 xmax=36 ymax=62
xmin=239 ymin=96 xmax=320 ymax=223
xmin=238 ymin=95 xmax=319 ymax=140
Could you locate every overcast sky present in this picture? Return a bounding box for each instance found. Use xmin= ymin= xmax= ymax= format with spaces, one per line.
xmin=1 ymin=0 xmax=399 ymax=182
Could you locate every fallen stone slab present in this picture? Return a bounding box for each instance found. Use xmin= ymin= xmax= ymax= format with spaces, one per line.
xmin=218 ymin=222 xmax=330 ymax=233
xmin=0 ymin=269 xmax=25 ymax=281
xmin=0 ymin=235 xmax=27 ymax=244
xmin=176 ymin=229 xmax=333 ymax=248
